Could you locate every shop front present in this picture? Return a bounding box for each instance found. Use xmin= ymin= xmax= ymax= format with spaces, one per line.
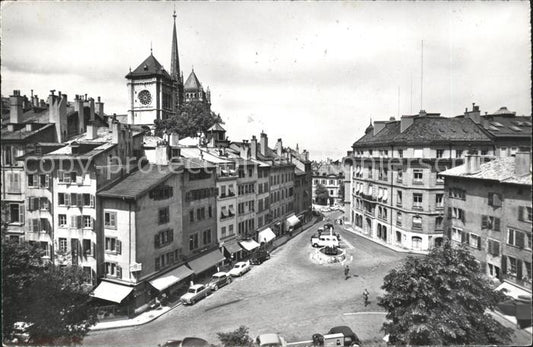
xmin=188 ymin=249 xmax=226 ymax=283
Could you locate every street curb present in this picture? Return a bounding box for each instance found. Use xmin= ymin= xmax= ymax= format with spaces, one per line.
xmin=342 ymin=227 xmax=428 ymax=255
xmin=90 ymin=301 xmax=183 ymax=331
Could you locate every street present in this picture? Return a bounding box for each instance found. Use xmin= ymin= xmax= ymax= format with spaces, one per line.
xmin=85 ymin=212 xmax=409 ymax=346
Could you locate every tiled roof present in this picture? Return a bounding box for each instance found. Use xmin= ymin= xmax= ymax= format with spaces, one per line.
xmin=440 ymin=157 xmax=532 ymax=186
xmin=98 ymin=165 xmax=176 ymax=200
xmin=313 ymin=161 xmax=344 ymax=177
xmin=1 ymin=123 xmax=55 ymax=141
xmin=207 ymin=123 xmax=226 ymax=132
xmin=126 ymin=54 xmax=172 ymax=80
xmin=480 ymin=115 xmax=532 ymax=138
xmin=184 ymin=70 xmax=202 ymax=91
xmin=354 ymin=116 xmax=493 ymax=147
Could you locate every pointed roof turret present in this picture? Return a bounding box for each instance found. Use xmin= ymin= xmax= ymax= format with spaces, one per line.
xmin=184 ymin=69 xmax=203 ymax=91
xmin=170 ymin=10 xmax=181 ymax=82
xmin=208 ymin=122 xmax=226 ymax=132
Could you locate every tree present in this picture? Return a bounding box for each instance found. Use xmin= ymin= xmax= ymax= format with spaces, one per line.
xmin=217 ymin=325 xmax=253 ymax=347
xmin=378 ymin=242 xmax=513 ymax=345
xmin=2 ymin=215 xmax=97 ymax=345
xmin=314 ymin=183 xmax=330 ymax=205
xmin=154 ymin=101 xmax=222 ymax=139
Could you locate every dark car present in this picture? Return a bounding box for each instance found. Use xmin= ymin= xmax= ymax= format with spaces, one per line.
xmin=327 ymin=326 xmax=361 ymax=346
xmin=207 ymin=272 xmax=232 ymax=291
xmin=161 ymin=337 xmax=210 ymax=347
xmin=250 ymin=249 xmax=270 ymax=265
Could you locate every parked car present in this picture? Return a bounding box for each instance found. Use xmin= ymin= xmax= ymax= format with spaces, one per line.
xmin=255 ymin=333 xmax=287 ymax=347
xmin=180 ymin=284 xmax=211 ymax=305
xmin=250 ymin=249 xmax=270 ymax=265
xmin=207 ymin=272 xmax=232 ymax=291
xmin=161 ymin=337 xmax=210 ymax=347
xmin=311 ymin=234 xmax=340 ymax=248
xmin=228 ymin=261 xmax=251 ymax=277
xmin=327 ymin=326 xmax=361 ymax=346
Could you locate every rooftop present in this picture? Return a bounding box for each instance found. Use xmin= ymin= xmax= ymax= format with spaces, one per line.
xmin=184 ymin=70 xmax=203 ymax=91
xmin=440 ymin=156 xmax=532 ymax=186
xmin=126 ymin=54 xmax=172 ymax=80
xmin=1 ymin=123 xmax=55 ymax=141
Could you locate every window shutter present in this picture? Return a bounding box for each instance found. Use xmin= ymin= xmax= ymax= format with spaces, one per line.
xmin=70 ymin=193 xmax=76 ymax=207
xmin=28 ymin=218 xmax=33 ymax=232
xmin=35 ymin=197 xmax=41 ymax=210
xmin=76 ymin=216 xmax=82 ymax=229
xmin=461 ymin=231 xmax=466 ymax=243
xmin=516 ymin=231 xmax=525 ymax=249
xmin=154 ymin=235 xmax=160 ymax=248
xmin=71 ymin=216 xmax=77 ymax=228
xmin=169 ymin=229 xmax=174 ymax=242
xmin=117 ymin=266 xmax=122 ymax=278
xmin=90 ymin=195 xmax=95 ymax=207
xmin=27 ymin=198 xmax=33 ymax=211
xmin=481 ymin=215 xmax=488 ymax=229
xmin=77 ymin=194 xmax=83 ymax=207
xmin=478 ymin=237 xmax=482 ymax=250
xmin=447 ymin=207 xmax=452 ymax=219
xmin=465 ymin=233 xmax=470 ymax=245
xmin=33 ymin=218 xmax=40 ymax=233
xmin=494 ymin=218 xmax=500 ymax=231
xmin=19 ymin=205 xmax=25 ymax=224
xmin=91 ymin=242 xmax=96 ymax=257
xmin=44 ymin=175 xmax=49 ymax=188
xmin=461 ymin=211 xmax=466 ymax=223
xmin=64 ymin=193 xmax=70 ymax=206
xmin=518 ymin=206 xmax=524 ymax=221
xmin=501 ymin=256 xmax=507 ymax=275
xmin=488 ymin=193 xmax=494 ymax=206
xmin=494 ymin=194 xmax=502 ymax=207
xmin=516 ymin=259 xmax=523 ymax=279
xmin=116 ymin=240 xmax=122 ymax=254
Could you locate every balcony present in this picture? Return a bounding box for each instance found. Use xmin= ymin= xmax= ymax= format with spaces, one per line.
xmin=219 ymin=192 xmax=236 ymax=200
xmin=360 ymin=193 xmax=377 ymax=202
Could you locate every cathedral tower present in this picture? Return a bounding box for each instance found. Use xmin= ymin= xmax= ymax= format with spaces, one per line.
xmin=171 ymin=10 xmax=184 ymax=109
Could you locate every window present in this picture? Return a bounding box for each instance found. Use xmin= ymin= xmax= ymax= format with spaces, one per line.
xmin=413 ymin=193 xmax=423 ymax=209
xmin=455 ymin=149 xmax=463 ymax=158
xmin=436 ymin=149 xmax=444 ymax=158
xmin=83 ymin=239 xmax=93 ymax=256
xmin=9 ymin=203 xmax=24 ymax=224
xmin=451 ymin=227 xmax=462 ymax=242
xmin=82 ymin=193 xmax=94 ymax=207
xmin=413 ymin=149 xmax=423 ymax=157
xmin=203 ymin=229 xmax=212 ymax=245
xmin=435 ymin=194 xmax=444 ymax=208
xmin=487 ymin=239 xmax=500 ymax=256
xmin=6 ymin=172 xmax=21 ymax=193
xmin=59 ymin=214 xmax=67 ymax=227
xmin=481 ymin=216 xmax=500 ymax=231
xmin=229 ymin=224 xmax=234 ymax=235
xmin=451 ymin=207 xmax=465 ymax=222
xmin=196 ymin=207 xmax=205 ymax=221
xmin=518 ymin=206 xmax=532 ymax=222
xmin=412 ymin=216 xmax=422 ymax=229
xmin=412 ymin=236 xmax=422 ymax=250
xmin=105 ymin=262 xmax=120 ymax=277
xmin=189 ymin=210 xmax=194 ymax=223
xmin=469 ymin=233 xmax=481 ymax=249
xmin=83 ymin=215 xmax=93 ymax=229
xmin=507 ymin=256 xmax=518 ymax=276
xmin=221 ymin=226 xmax=227 ymax=238
xmin=27 ymin=174 xmax=36 ymax=188
xmin=488 ymin=193 xmax=502 ymax=207
xmin=507 ymin=228 xmax=530 ymax=249
xmin=59 ymin=238 xmax=68 ymax=252
xmin=189 ymin=233 xmax=199 ymax=250
xmin=398 ymin=149 xmax=403 ymax=158
xmin=435 ymin=217 xmax=443 ymax=230
xmin=105 ymin=237 xmax=122 ymax=253
xmin=154 ymin=229 xmax=174 ymax=248
xmin=396 ymin=212 xmax=402 ymax=226
xmin=104 ymin=211 xmax=117 ymax=229
xmin=396 ymin=169 xmax=403 ymax=183
xmin=413 ymin=169 xmax=423 ymax=183
xmin=450 ymin=188 xmax=466 ymax=200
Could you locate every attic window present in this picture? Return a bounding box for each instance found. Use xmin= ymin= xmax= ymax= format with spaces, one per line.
xmin=510 ymin=126 xmax=522 ymax=132
xmin=143 ymin=64 xmax=148 ymax=71
xmin=488 ymin=126 xmax=499 ymax=131
xmin=462 ymin=128 xmax=469 ymax=133
xmin=491 ymin=121 xmax=504 ymax=127
xmin=524 ymin=121 xmax=532 ymax=126
xmin=513 ymin=121 xmax=524 ymax=126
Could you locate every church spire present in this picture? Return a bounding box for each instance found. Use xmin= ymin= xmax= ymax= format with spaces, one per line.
xmin=170 ymin=10 xmax=180 ymax=82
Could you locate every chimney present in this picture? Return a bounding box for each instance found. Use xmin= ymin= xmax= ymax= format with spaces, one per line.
xmin=303 ymin=149 xmax=309 ymax=161
xmin=95 ymin=96 xmax=104 ymax=118
xmin=84 ymin=97 xmax=95 ymax=122
xmin=250 ymin=135 xmax=258 ymax=159
xmin=240 ymin=140 xmax=250 ymax=159
xmin=86 ymin=121 xmax=97 ymax=140
xmin=49 ymin=91 xmax=68 ymax=142
xmin=465 ymin=102 xmax=481 ymax=124
xmin=373 ymin=121 xmax=386 ymax=136
xmin=111 ymin=117 xmax=121 ymax=144
xmin=260 ymin=131 xmax=268 ymax=155
xmin=155 ymin=141 xmax=170 ymax=165
xmin=74 ymin=95 xmax=85 ymax=134
xmin=276 ymin=138 xmax=283 ymax=156
xmin=465 ymin=154 xmax=481 ymax=175
xmin=9 ymin=90 xmax=23 ymax=123
xmin=514 ymin=152 xmax=531 ymax=176
xmin=400 ymin=115 xmax=415 ymax=133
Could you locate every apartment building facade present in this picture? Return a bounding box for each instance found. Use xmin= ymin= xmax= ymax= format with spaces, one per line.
xmin=345 ymin=111 xmax=494 ymax=252
xmin=441 ymin=153 xmax=532 ymax=296
xmin=312 ymin=159 xmax=344 ymax=206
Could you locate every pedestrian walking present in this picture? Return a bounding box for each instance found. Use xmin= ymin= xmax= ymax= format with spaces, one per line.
xmin=344 ymin=265 xmax=350 ymax=280
xmin=363 ymin=289 xmax=369 ymax=306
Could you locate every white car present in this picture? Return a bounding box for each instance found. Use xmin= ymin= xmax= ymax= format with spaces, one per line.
xmin=180 ymin=284 xmax=211 ymax=305
xmin=228 ymin=261 xmax=251 ymax=277
xmin=255 ymin=334 xmax=287 ymax=347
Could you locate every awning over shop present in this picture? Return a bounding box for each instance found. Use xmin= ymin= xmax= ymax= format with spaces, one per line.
xmin=496 ymin=281 xmax=532 ymax=300
xmin=188 ymin=249 xmax=225 ymax=274
xmin=239 ymin=239 xmax=260 ymax=251
xmin=91 ymin=281 xmax=134 ymax=304
xmin=286 ymin=215 xmax=300 ymax=227
xmin=148 ymin=265 xmax=194 ymax=291
xmin=222 ymin=239 xmax=242 ymax=255
xmin=258 ymin=228 xmax=276 ymax=243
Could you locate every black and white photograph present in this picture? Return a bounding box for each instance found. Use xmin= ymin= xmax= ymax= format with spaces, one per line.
xmin=1 ymin=1 xmax=531 ymax=346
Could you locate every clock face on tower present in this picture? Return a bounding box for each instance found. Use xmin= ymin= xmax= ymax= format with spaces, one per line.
xmin=138 ymin=90 xmax=152 ymax=105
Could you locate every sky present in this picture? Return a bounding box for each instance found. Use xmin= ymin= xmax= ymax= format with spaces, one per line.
xmin=1 ymin=1 xmax=531 ymax=160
